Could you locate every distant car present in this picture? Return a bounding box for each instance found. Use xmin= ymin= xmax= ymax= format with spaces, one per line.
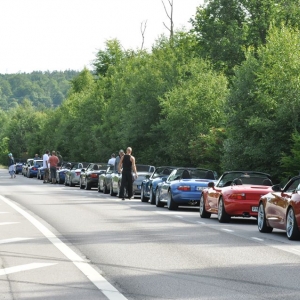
xmin=27 ymin=160 xmax=43 ymax=178
xmin=56 ymin=162 xmax=73 ymax=184
xmin=37 ymin=166 xmax=46 ymax=180
xmin=110 ymin=164 xmax=155 ymax=197
xmin=155 ymin=168 xmax=217 ymax=210
xmin=200 ymin=171 xmax=273 ymax=223
xmin=22 ymin=158 xmax=34 ymax=176
xmin=79 ymin=163 xmax=107 ymax=190
xmin=15 ymin=162 xmax=24 ymax=174
xmin=258 ymin=175 xmax=300 ymax=240
xmin=65 ymin=162 xmax=89 ymax=187
xmin=140 ymin=166 xmax=178 ymax=204
xmin=98 ymin=164 xmax=115 ymax=194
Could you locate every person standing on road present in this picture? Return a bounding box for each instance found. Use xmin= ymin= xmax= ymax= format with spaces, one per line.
xmin=118 ymin=147 xmax=138 ymax=200
xmin=56 ymin=151 xmax=63 ymax=167
xmin=114 ymin=149 xmax=124 ymax=172
xmin=48 ymin=151 xmax=59 ymax=184
xmin=34 ymin=154 xmax=40 ymax=160
xmin=42 ymin=150 xmax=50 ymax=183
xmin=8 ymin=153 xmax=16 ymax=178
xmin=108 ymin=153 xmax=116 ymax=165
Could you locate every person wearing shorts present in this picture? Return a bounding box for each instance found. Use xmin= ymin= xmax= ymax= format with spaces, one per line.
xmin=48 ymin=151 xmax=59 ymax=184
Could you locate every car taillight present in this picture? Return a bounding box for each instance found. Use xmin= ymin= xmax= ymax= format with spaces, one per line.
xmin=229 ymin=193 xmax=246 ymax=200
xmin=32 ymin=167 xmax=37 ymax=171
xmin=75 ymin=172 xmax=81 ymax=176
xmin=90 ymin=173 xmax=98 ymax=178
xmin=177 ymin=186 xmax=191 ymax=191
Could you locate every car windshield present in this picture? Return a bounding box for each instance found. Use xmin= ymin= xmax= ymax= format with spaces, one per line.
xmin=136 ymin=165 xmax=151 ymax=172
xmin=34 ymin=160 xmax=43 ymax=166
xmin=217 ymin=172 xmax=272 ymax=187
xmin=152 ymin=167 xmax=173 ymax=178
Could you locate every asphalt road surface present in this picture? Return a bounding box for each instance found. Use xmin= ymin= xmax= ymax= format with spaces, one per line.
xmin=1 ymin=168 xmax=300 ymax=300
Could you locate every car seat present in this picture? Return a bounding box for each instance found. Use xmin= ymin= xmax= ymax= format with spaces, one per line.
xmin=181 ymin=170 xmax=191 ymax=179
xmin=232 ymin=178 xmax=243 ymax=185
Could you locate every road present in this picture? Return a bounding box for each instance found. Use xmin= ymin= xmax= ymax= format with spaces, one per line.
xmin=1 ymin=168 xmax=300 ymax=300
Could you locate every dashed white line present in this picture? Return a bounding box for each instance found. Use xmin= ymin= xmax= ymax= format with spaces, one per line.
xmin=222 ymin=228 xmax=234 ymax=233
xmin=251 ymin=237 xmax=264 ymax=242
xmin=0 ymin=237 xmax=34 ymax=244
xmin=0 ymin=195 xmax=128 ymax=300
xmin=0 ymin=222 xmax=19 ymax=226
xmin=0 ymin=263 xmax=57 ymax=276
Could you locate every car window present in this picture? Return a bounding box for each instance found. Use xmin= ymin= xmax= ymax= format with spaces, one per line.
xmin=217 ymin=172 xmax=271 ymax=187
xmin=287 ymin=179 xmax=300 ymax=192
xmin=168 ymin=169 xmax=183 ymax=181
xmin=136 ymin=165 xmax=151 ymax=172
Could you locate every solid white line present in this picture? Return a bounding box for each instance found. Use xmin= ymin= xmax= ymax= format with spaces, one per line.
xmin=222 ymin=228 xmax=234 ymax=232
xmin=0 ymin=212 xmax=9 ymax=214
xmin=0 ymin=222 xmax=19 ymax=226
xmin=251 ymin=237 xmax=264 ymax=241
xmin=0 ymin=195 xmax=128 ymax=300
xmin=0 ymin=238 xmax=34 ymax=244
xmin=0 ymin=263 xmax=57 ymax=276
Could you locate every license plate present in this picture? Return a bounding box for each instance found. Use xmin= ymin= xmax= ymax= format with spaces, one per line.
xmin=252 ymin=206 xmax=258 ymax=212
xmin=137 ymin=185 xmax=141 ymax=189
xmin=196 ymin=187 xmax=203 ymax=191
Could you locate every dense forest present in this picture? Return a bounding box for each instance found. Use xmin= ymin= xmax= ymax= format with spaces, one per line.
xmin=1 ymin=0 xmax=300 ymax=183
xmin=0 ymin=70 xmax=78 ymax=109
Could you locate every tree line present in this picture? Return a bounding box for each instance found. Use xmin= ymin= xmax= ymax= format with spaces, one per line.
xmin=1 ymin=0 xmax=300 ymax=183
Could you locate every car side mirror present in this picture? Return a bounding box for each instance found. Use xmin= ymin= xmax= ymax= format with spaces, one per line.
xmin=208 ymin=182 xmax=215 ymax=188
xmin=272 ymin=184 xmax=282 ymax=192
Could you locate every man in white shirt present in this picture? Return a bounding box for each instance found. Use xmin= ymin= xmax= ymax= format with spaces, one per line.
xmin=108 ymin=153 xmax=116 ymax=165
xmin=42 ymin=150 xmax=49 ymax=183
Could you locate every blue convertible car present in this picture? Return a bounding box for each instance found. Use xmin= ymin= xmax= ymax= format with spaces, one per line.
xmin=140 ymin=166 xmax=177 ymax=204
xmin=155 ymin=168 xmax=217 ymax=210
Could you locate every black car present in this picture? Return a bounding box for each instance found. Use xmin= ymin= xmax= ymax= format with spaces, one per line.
xmin=79 ymin=163 xmax=107 ymax=190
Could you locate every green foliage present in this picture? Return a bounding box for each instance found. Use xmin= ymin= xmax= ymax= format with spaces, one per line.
xmin=223 ymin=25 xmax=300 ymax=179
xmin=0 ymin=70 xmax=78 ymax=110
xmin=280 ymin=131 xmax=300 ymax=178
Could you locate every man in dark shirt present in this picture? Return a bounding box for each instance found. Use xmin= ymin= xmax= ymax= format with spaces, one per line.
xmin=118 ymin=147 xmax=138 ymax=200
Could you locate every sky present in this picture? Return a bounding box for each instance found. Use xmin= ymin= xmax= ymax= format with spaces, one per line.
xmin=0 ymin=0 xmax=204 ymax=74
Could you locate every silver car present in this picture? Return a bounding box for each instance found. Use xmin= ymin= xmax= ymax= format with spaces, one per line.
xmin=111 ymin=164 xmax=155 ymax=197
xmin=65 ymin=162 xmax=89 ymax=187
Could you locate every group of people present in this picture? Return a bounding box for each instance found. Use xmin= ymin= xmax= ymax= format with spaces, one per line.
xmin=7 ymin=146 xmax=136 ymax=200
xmin=108 ymin=147 xmax=138 ymax=200
xmin=42 ymin=150 xmax=62 ymax=184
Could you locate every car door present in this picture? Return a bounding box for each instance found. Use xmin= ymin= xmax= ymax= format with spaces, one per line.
xmin=160 ymin=169 xmax=182 ymax=201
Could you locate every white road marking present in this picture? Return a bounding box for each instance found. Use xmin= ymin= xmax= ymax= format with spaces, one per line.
xmin=0 ymin=212 xmax=9 ymax=214
xmin=0 ymin=237 xmax=34 ymax=244
xmin=0 ymin=222 xmax=19 ymax=226
xmin=0 ymin=263 xmax=57 ymax=276
xmin=196 ymin=221 xmax=206 ymax=224
xmin=0 ymin=195 xmax=128 ymax=300
xmin=222 ymin=228 xmax=234 ymax=232
xmin=175 ymin=215 xmax=183 ymax=218
xmin=251 ymin=237 xmax=264 ymax=242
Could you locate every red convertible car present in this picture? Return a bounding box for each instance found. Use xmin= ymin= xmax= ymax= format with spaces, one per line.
xmin=258 ymin=175 xmax=300 ymax=240
xmin=200 ymin=171 xmax=273 ymax=223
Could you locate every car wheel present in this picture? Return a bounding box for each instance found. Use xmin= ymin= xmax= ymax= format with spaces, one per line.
xmin=103 ymin=183 xmax=109 ymax=194
xmin=218 ymin=197 xmax=231 ymax=223
xmin=286 ymin=207 xmax=300 ymax=240
xmin=110 ymin=183 xmax=116 ymax=196
xmin=85 ymin=178 xmax=91 ymax=190
xmin=150 ymin=186 xmax=156 ymax=205
xmin=167 ymin=190 xmax=178 ymax=211
xmin=79 ymin=178 xmax=84 ymax=189
xmin=199 ymin=195 xmax=211 ymax=218
xmin=258 ymin=202 xmax=273 ymax=233
xmin=155 ymin=188 xmax=164 ymax=207
xmin=141 ymin=185 xmax=148 ymax=202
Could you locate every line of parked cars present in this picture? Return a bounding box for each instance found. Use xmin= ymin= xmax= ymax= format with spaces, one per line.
xmin=19 ymin=159 xmax=300 ymax=240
